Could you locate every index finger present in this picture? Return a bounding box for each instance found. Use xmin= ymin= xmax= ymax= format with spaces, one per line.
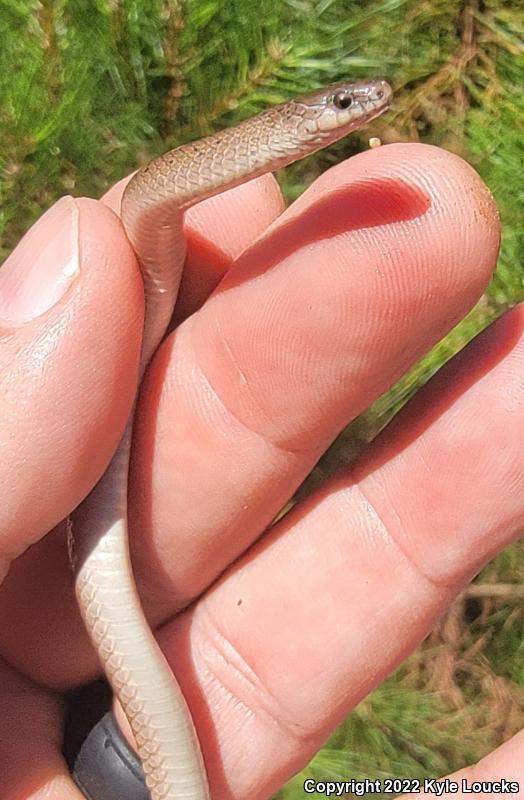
xmin=129 ymin=142 xmax=499 ymax=617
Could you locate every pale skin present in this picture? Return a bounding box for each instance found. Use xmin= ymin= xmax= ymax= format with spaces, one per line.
xmin=0 ymin=142 xmax=523 ymax=799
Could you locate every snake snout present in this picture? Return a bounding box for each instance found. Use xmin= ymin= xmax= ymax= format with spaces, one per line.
xmin=360 ymin=79 xmax=393 ymax=107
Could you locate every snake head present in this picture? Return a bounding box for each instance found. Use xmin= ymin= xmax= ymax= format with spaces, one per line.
xmin=296 ymin=79 xmax=393 ymax=136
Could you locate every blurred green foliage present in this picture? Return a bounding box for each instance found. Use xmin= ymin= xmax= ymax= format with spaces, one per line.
xmin=1 ymin=1 xmax=523 ymax=797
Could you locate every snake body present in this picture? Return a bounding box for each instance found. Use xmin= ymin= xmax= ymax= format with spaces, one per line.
xmin=70 ymin=79 xmax=392 ymax=800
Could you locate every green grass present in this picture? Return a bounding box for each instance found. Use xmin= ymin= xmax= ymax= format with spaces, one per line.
xmin=1 ymin=1 xmax=523 ymax=797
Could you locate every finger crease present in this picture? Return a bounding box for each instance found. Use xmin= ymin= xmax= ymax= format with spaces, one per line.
xmin=198 ymin=609 xmax=317 ymax=746
xmin=354 ymin=482 xmax=460 ymax=593
xmin=194 ymin=328 xmax=321 ymax=462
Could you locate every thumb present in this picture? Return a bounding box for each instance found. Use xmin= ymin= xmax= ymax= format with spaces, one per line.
xmin=0 ymin=196 xmax=142 ymax=580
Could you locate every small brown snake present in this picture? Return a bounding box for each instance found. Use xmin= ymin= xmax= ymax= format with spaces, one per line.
xmin=69 ymin=79 xmax=393 ymax=800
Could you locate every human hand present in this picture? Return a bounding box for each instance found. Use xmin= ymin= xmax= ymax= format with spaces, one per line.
xmin=1 ymin=143 xmax=522 ymax=799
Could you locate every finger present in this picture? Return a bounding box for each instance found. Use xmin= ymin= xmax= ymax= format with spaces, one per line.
xmin=0 ymin=658 xmax=83 ymax=800
xmin=103 ymin=173 xmax=285 ymax=322
xmin=0 ymin=196 xmax=141 ymax=573
xmin=0 ymin=197 xmax=142 ymax=685
xmin=157 ymin=304 xmax=524 ymax=799
xmin=129 ymin=142 xmax=500 ymax=616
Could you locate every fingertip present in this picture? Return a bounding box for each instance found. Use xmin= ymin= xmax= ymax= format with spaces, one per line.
xmin=299 ymin=141 xmax=500 ymax=296
xmin=380 ymin=142 xmax=501 ymax=283
xmin=101 ymin=175 xmax=134 ymax=214
xmin=0 ymin=196 xmax=80 ymax=327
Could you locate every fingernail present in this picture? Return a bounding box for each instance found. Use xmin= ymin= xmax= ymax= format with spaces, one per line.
xmin=0 ymin=196 xmax=80 ymax=325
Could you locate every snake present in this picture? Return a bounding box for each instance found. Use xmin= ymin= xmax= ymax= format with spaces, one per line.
xmin=69 ymin=78 xmax=392 ymax=799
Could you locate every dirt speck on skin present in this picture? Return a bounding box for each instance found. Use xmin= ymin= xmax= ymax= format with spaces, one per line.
xmin=478 ymin=191 xmax=500 ymax=230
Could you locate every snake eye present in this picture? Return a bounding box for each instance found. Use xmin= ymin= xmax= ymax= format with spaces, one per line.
xmin=332 ymin=90 xmax=353 ymax=110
